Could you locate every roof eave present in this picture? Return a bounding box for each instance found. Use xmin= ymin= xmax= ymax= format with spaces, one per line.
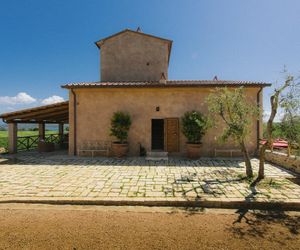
xmin=61 ymin=83 xmax=272 ymax=89
xmin=0 ymin=101 xmax=69 ymax=120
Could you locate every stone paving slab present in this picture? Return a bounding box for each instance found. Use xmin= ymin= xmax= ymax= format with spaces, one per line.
xmin=0 ymin=152 xmax=299 ymax=209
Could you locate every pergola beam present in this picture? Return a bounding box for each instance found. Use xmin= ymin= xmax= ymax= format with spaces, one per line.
xmin=3 ymin=106 xmax=68 ymax=121
xmin=33 ymin=114 xmax=68 ymax=121
xmin=16 ymin=110 xmax=68 ymax=121
xmin=4 ymin=112 xmax=68 ymax=124
xmin=5 ymin=120 xmax=69 ymax=124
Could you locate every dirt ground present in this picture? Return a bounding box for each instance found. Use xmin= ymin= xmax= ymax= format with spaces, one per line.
xmin=0 ymin=204 xmax=299 ymax=250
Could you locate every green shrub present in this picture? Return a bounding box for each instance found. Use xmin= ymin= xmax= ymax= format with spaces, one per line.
xmin=110 ymin=111 xmax=131 ymax=143
xmin=181 ymin=111 xmax=208 ymax=144
xmin=0 ymin=137 xmax=8 ymax=153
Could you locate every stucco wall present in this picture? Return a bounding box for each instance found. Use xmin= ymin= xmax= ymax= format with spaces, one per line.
xmin=100 ymin=32 xmax=169 ymax=81
xmin=69 ymin=87 xmax=262 ymax=157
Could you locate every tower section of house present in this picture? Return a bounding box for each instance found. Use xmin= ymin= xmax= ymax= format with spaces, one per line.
xmin=95 ymin=29 xmax=172 ymax=82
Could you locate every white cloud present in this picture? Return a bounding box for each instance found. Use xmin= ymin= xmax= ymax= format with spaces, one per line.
xmin=41 ymin=95 xmax=65 ymax=105
xmin=0 ymin=92 xmax=36 ymax=105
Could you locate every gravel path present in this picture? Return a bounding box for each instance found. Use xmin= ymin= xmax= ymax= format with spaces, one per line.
xmin=0 ymin=204 xmax=299 ymax=250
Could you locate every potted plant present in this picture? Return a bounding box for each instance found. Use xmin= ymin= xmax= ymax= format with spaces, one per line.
xmin=181 ymin=111 xmax=208 ymax=159
xmin=110 ymin=111 xmax=132 ymax=157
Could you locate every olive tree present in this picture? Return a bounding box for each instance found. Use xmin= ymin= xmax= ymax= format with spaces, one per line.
xmin=280 ymin=116 xmax=300 ymax=155
xmin=207 ymin=87 xmax=258 ymax=178
xmin=280 ymin=83 xmax=300 ymax=156
xmin=258 ymin=74 xmax=295 ymax=179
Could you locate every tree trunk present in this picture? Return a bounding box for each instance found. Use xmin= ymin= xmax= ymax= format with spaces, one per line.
xmin=258 ymin=143 xmax=267 ymax=179
xmin=270 ymin=138 xmax=274 ymax=152
xmin=240 ymin=141 xmax=253 ymax=178
xmin=258 ymin=75 xmax=293 ymax=179
xmin=287 ymin=143 xmax=291 ymax=157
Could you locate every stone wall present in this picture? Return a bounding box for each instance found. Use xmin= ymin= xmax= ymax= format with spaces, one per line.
xmin=265 ymin=151 xmax=300 ymax=174
xmin=100 ymin=31 xmax=170 ymax=82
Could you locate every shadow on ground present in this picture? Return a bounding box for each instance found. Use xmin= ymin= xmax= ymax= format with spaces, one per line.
xmin=170 ymin=170 xmax=246 ymax=198
xmin=230 ymin=209 xmax=300 ymax=239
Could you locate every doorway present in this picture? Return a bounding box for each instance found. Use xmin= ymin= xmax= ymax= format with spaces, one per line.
xmin=151 ymin=119 xmax=164 ymax=150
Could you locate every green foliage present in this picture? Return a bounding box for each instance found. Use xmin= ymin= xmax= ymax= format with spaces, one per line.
xmin=110 ymin=111 xmax=132 ymax=143
xmin=0 ymin=137 xmax=8 ymax=152
xmin=280 ymin=116 xmax=300 ymax=141
xmin=181 ymin=111 xmax=208 ymax=143
xmin=280 ymin=84 xmax=300 ymax=145
xmin=28 ymin=127 xmax=39 ymax=131
xmin=263 ymin=122 xmax=283 ymax=139
xmin=276 ymin=80 xmax=300 ymax=155
xmin=263 ymin=119 xmax=300 ymax=141
xmin=206 ymin=87 xmax=259 ymax=144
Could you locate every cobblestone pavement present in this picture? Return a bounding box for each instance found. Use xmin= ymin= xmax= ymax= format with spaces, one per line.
xmin=0 ymin=151 xmax=299 ymax=203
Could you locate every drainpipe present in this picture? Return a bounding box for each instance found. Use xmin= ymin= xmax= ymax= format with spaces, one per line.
xmin=256 ymin=87 xmax=263 ymax=155
xmin=71 ymin=89 xmax=77 ymax=155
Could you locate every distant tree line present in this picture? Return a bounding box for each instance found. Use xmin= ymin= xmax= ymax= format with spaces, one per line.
xmin=263 ymin=118 xmax=300 ymax=141
xmin=0 ymin=125 xmax=69 ymax=132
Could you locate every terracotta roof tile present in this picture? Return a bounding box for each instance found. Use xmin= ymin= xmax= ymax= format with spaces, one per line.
xmin=61 ymin=80 xmax=271 ymax=89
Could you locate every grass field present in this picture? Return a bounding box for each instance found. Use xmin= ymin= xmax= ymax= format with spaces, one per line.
xmin=0 ymin=131 xmax=59 ymax=152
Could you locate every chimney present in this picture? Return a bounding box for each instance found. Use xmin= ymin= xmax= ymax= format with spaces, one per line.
xmin=213 ymin=75 xmax=218 ymax=81
xmin=136 ymin=27 xmax=142 ymax=32
xmin=159 ymin=72 xmax=167 ymax=84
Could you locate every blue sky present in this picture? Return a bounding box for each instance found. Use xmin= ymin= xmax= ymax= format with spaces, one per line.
xmin=0 ymin=0 xmax=299 ymax=118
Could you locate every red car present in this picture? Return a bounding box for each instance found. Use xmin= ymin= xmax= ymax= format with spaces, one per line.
xmin=260 ymin=139 xmax=288 ymax=149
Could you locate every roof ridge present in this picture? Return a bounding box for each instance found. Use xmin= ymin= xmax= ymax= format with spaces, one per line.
xmin=95 ymin=29 xmax=172 ymax=49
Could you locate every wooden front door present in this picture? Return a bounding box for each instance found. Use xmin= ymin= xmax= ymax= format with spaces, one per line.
xmin=165 ymin=118 xmax=179 ymax=152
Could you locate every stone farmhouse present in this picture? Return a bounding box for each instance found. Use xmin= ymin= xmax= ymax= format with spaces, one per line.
xmin=0 ymin=29 xmax=270 ymax=157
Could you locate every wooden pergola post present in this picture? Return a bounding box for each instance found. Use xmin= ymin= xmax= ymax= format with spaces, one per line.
xmin=8 ymin=122 xmax=17 ymax=153
xmin=59 ymin=123 xmax=64 ymax=145
xmin=38 ymin=123 xmax=45 ymax=141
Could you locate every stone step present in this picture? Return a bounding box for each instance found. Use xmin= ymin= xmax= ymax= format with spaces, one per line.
xmin=146 ymin=151 xmax=168 ymax=161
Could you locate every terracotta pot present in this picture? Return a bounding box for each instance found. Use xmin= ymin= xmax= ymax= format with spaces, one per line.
xmin=111 ymin=142 xmax=128 ymax=158
xmin=186 ymin=143 xmax=202 ymax=159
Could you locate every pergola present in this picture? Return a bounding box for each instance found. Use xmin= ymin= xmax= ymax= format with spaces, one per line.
xmin=0 ymin=101 xmax=69 ymax=153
